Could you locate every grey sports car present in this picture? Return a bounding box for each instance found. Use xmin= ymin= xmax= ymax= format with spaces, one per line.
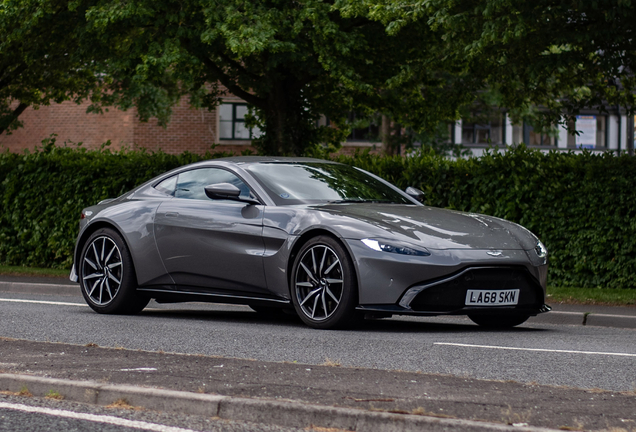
xmin=70 ymin=156 xmax=550 ymax=329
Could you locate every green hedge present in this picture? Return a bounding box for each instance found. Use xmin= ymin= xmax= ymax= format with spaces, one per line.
xmin=1 ymin=140 xmax=635 ymax=288
xmin=336 ymin=147 xmax=636 ymax=289
xmin=0 ymin=138 xmax=212 ymax=269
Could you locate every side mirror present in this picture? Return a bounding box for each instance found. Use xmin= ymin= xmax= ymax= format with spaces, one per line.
xmin=405 ymin=186 xmax=425 ymax=203
xmin=204 ymin=183 xmax=260 ymax=205
xmin=205 ymin=183 xmax=241 ymax=199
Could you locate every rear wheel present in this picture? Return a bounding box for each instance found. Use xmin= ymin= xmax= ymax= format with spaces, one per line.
xmin=468 ymin=314 xmax=529 ymax=328
xmin=290 ymin=236 xmax=357 ymax=329
xmin=79 ymin=228 xmax=149 ymax=314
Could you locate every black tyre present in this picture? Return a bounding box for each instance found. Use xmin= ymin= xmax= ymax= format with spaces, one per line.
xmin=290 ymin=235 xmax=358 ymax=329
xmin=79 ymin=228 xmax=150 ymax=314
xmin=468 ymin=314 xmax=529 ymax=328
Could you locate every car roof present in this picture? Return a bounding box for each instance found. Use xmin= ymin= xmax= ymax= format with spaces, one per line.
xmin=174 ymin=156 xmax=342 ymax=172
xmin=214 ymin=156 xmax=338 ymax=165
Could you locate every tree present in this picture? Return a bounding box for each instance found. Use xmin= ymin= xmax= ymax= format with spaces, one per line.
xmin=362 ymin=0 xmax=636 ymax=130
xmin=1 ymin=0 xmax=196 ymax=139
xmin=76 ymin=0 xmax=483 ymax=155
xmin=10 ymin=1 xmax=633 ymax=155
xmin=0 ymin=0 xmax=102 ymax=135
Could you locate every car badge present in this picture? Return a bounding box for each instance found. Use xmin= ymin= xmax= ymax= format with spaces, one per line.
xmin=487 ymin=250 xmax=503 ymax=257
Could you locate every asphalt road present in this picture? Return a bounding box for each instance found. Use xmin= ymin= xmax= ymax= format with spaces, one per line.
xmin=1 ymin=290 xmax=635 ymax=392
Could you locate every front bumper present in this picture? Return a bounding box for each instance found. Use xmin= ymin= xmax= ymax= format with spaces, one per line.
xmin=400 ymin=266 xmax=544 ymax=311
xmin=356 ymin=265 xmax=550 ymax=317
xmin=345 ymin=239 xmax=547 ymax=306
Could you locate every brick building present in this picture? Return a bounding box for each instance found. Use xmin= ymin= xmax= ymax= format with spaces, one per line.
xmin=0 ymin=94 xmax=379 ymax=155
xmin=3 ymin=94 xmax=632 ymax=156
xmin=0 ymin=94 xmax=258 ymax=155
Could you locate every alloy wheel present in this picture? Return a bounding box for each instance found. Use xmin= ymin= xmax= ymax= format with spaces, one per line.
xmin=81 ymin=236 xmax=123 ymax=306
xmin=294 ymin=245 xmax=344 ymax=321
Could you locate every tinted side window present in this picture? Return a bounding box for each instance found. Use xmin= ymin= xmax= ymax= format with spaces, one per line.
xmin=155 ymin=175 xmax=177 ymax=195
xmin=175 ymin=168 xmax=251 ymax=200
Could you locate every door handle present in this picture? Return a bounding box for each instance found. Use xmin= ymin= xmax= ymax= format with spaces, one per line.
xmin=165 ymin=212 xmax=179 ymax=218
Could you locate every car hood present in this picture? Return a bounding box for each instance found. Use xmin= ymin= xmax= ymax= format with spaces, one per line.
xmin=311 ymin=204 xmax=537 ymax=251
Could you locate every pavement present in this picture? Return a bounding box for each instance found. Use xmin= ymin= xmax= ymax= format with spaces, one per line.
xmin=1 ymin=274 xmax=635 ymax=432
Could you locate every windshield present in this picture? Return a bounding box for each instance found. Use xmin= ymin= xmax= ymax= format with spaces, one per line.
xmin=245 ymin=162 xmax=414 ymax=205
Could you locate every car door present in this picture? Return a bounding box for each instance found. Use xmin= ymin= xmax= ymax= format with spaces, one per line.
xmin=153 ymin=167 xmax=268 ymax=295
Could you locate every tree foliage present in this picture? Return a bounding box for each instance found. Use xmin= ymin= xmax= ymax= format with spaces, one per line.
xmin=6 ymin=1 xmax=635 ymax=153
xmin=359 ymin=0 xmax=636 ymax=129
xmin=69 ymin=0 xmax=484 ymax=155
xmin=0 ymin=0 xmax=105 ymax=135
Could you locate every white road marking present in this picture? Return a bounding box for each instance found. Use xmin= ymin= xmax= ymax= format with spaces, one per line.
xmin=120 ymin=368 xmax=158 ymax=372
xmin=590 ymin=313 xmax=636 ymax=319
xmin=588 ymin=313 xmax=636 ymax=319
xmin=0 ymin=402 xmax=199 ymax=432
xmin=0 ymin=298 xmax=86 ymax=307
xmin=550 ymin=311 xmax=636 ymax=319
xmin=0 ymin=297 xmax=170 ymax=315
xmin=0 ymin=298 xmax=179 ymax=315
xmin=549 ymin=311 xmax=585 ymax=315
xmin=3 ymin=296 xmax=634 ymax=320
xmin=434 ymin=342 xmax=636 ymax=357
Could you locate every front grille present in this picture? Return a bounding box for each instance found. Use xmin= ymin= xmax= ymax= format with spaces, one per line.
xmin=408 ymin=267 xmax=543 ymax=313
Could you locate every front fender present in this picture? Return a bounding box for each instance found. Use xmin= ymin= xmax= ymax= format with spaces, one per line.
xmin=74 ymin=200 xmax=171 ymax=286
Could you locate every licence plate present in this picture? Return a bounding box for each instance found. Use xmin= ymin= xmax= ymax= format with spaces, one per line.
xmin=465 ymin=289 xmax=519 ymax=306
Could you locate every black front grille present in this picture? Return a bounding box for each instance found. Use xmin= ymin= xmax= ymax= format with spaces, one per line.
xmin=408 ymin=267 xmax=543 ymax=313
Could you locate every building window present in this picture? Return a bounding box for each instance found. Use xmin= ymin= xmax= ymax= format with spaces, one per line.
xmin=512 ymin=124 xmax=523 ymax=144
xmin=461 ymin=113 xmax=504 ymax=144
xmin=524 ymin=122 xmax=557 ymax=146
xmin=347 ymin=112 xmax=380 ymax=142
xmin=566 ymin=115 xmax=607 ymax=148
xmin=219 ymin=103 xmax=262 ymax=140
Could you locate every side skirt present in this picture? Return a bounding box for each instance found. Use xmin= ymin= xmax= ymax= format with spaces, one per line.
xmin=137 ymin=287 xmax=291 ymax=307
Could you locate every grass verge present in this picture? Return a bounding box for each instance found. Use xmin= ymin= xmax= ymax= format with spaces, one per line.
xmin=0 ymin=265 xmax=69 ymax=278
xmin=547 ymin=286 xmax=636 ymax=306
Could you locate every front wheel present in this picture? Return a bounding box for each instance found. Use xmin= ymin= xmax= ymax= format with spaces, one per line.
xmin=468 ymin=314 xmax=529 ymax=328
xmin=290 ymin=236 xmax=358 ymax=329
xmin=79 ymin=228 xmax=149 ymax=314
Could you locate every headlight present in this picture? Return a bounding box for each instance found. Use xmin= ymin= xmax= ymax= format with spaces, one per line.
xmin=535 ymin=240 xmax=547 ymax=258
xmin=361 ymin=239 xmax=430 ymax=256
